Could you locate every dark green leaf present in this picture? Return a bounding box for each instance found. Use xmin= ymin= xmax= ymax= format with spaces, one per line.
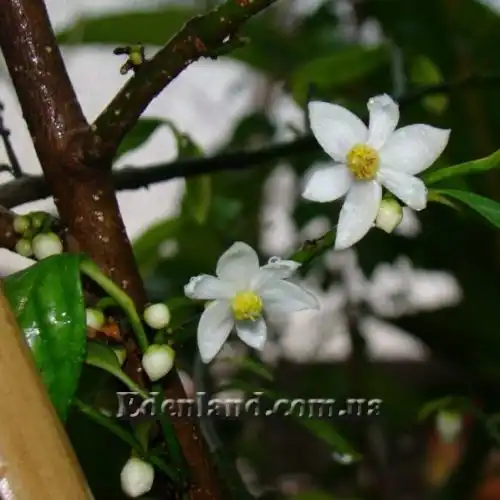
xmin=3 ymin=254 xmax=87 ymax=420
xmin=56 ymin=7 xmax=197 ymax=45
xmin=292 ymin=45 xmax=390 ymax=105
xmin=434 ymin=189 xmax=500 ymax=228
xmin=115 ymin=118 xmax=165 ymax=162
xmin=184 ymin=176 xmax=212 ymax=225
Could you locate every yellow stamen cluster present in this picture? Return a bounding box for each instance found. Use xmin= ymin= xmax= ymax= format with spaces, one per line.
xmin=231 ymin=291 xmax=263 ymax=321
xmin=346 ymin=144 xmax=379 ymax=180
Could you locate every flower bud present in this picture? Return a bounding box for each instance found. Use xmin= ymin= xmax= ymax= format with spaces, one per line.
xmin=142 ymin=344 xmax=175 ymax=381
xmin=13 ymin=215 xmax=30 ymax=234
xmin=143 ymin=303 xmax=170 ymax=330
xmin=436 ymin=410 xmax=462 ymax=444
xmin=375 ymin=198 xmax=403 ymax=234
xmin=120 ymin=457 xmax=154 ymax=498
xmin=15 ymin=238 xmax=33 ymax=258
xmin=32 ymin=232 xmax=63 ymax=260
xmin=30 ymin=211 xmax=47 ymax=230
xmin=86 ymin=308 xmax=105 ymax=330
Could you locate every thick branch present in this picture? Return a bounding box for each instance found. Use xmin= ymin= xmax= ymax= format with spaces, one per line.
xmin=89 ymin=0 xmax=279 ymax=161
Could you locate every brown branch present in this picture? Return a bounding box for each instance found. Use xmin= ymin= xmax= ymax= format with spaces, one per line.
xmin=87 ymin=0 xmax=280 ymax=162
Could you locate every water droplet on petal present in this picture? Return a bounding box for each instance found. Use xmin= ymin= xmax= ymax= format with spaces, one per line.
xmin=268 ymin=256 xmax=281 ymax=264
xmin=332 ymin=452 xmax=354 ymax=465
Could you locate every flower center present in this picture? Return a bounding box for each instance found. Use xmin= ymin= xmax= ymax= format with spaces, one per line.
xmin=231 ymin=291 xmax=263 ymax=321
xmin=346 ymin=144 xmax=379 ymax=180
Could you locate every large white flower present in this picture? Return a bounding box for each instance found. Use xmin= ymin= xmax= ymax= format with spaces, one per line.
xmin=184 ymin=242 xmax=319 ymax=363
xmin=302 ymin=94 xmax=450 ymax=250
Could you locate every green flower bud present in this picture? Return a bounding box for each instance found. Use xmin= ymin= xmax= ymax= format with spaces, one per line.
xmin=14 ymin=238 xmax=33 ymax=258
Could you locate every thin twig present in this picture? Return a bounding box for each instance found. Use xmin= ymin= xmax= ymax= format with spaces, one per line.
xmin=0 ymin=102 xmax=23 ymax=178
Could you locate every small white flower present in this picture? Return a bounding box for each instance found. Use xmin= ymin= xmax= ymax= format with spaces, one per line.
xmin=303 ymin=94 xmax=450 ymax=249
xmin=436 ymin=410 xmax=463 ymax=444
xmin=375 ymin=198 xmax=403 ymax=233
xmin=184 ymin=242 xmax=319 ymax=363
xmin=142 ymin=344 xmax=175 ymax=381
xmin=143 ymin=303 xmax=171 ymax=330
xmin=85 ymin=308 xmax=105 ymax=330
xmin=32 ymin=232 xmax=63 ymax=259
xmin=120 ymin=457 xmax=154 ymax=498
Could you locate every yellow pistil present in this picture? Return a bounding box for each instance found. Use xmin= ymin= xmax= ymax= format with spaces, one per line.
xmin=231 ymin=291 xmax=263 ymax=321
xmin=346 ymin=144 xmax=379 ymax=180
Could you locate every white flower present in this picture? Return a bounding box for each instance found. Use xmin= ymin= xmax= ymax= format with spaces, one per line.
xmin=436 ymin=410 xmax=463 ymax=444
xmin=184 ymin=242 xmax=319 ymax=363
xmin=143 ymin=303 xmax=171 ymax=330
xmin=375 ymin=198 xmax=403 ymax=233
xmin=142 ymin=344 xmax=175 ymax=381
xmin=303 ymin=94 xmax=450 ymax=249
xmin=120 ymin=457 xmax=154 ymax=498
xmin=85 ymin=307 xmax=105 ymax=330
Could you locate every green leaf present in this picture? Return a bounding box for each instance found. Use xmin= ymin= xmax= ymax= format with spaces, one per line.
xmin=115 ymin=118 xmax=165 ymax=162
xmin=434 ymin=189 xmax=500 ymax=228
xmin=133 ymin=217 xmax=181 ymax=276
xmin=56 ymin=7 xmax=197 ymax=45
xmin=184 ymin=176 xmax=212 ymax=224
xmin=423 ymin=149 xmax=500 ymax=185
xmin=3 ymin=254 xmax=87 ymax=420
xmin=410 ymin=55 xmax=448 ymax=114
xmin=290 ymin=493 xmax=340 ymax=500
xmin=85 ymin=342 xmax=147 ymax=398
xmin=230 ymin=356 xmax=274 ymax=382
xmin=291 ymin=45 xmax=389 ymax=105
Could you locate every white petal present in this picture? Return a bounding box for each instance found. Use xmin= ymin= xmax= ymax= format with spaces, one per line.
xmin=252 ymin=259 xmax=301 ymax=290
xmin=335 ymin=181 xmax=382 ymax=250
xmin=197 ymin=301 xmax=234 ymax=363
xmin=366 ymin=94 xmax=400 ymax=150
xmin=379 ymin=124 xmax=450 ymax=175
xmin=377 ymin=168 xmax=428 ymax=210
xmin=216 ymin=242 xmax=260 ymax=289
xmin=301 ymin=163 xmax=352 ymax=202
xmin=260 ymin=280 xmax=320 ymax=313
xmin=184 ymin=274 xmax=234 ymax=300
xmin=235 ymin=317 xmax=267 ymax=350
xmin=308 ymin=101 xmax=368 ymax=162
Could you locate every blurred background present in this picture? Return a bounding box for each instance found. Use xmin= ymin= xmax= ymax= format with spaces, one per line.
xmin=3 ymin=0 xmax=500 ymax=498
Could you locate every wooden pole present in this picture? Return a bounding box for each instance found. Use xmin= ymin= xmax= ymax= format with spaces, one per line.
xmin=0 ymin=283 xmax=92 ymax=500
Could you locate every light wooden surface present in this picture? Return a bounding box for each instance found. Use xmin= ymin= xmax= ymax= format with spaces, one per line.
xmin=0 ymin=283 xmax=92 ymax=500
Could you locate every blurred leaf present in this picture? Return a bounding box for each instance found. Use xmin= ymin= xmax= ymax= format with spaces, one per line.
xmin=185 ymin=176 xmax=212 ymax=225
xmin=434 ymin=189 xmax=500 ymax=228
xmin=115 ymin=119 xmax=165 ymax=162
xmin=4 ymin=254 xmax=86 ymax=420
xmin=410 ymin=55 xmax=448 ymax=114
xmin=57 ymin=6 xmax=197 ymax=45
xmin=133 ymin=217 xmax=181 ymax=276
xmin=291 ymin=45 xmax=390 ymax=105
xmin=424 ymin=149 xmax=500 ymax=185
xmin=291 ymin=493 xmax=342 ymax=500
xmin=230 ymin=356 xmax=274 ymax=381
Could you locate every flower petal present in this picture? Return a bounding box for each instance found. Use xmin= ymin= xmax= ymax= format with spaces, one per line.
xmin=235 ymin=317 xmax=267 ymax=350
xmin=216 ymin=242 xmax=260 ymax=289
xmin=308 ymin=101 xmax=368 ymax=162
xmin=260 ymin=280 xmax=320 ymax=313
xmin=335 ymin=180 xmax=382 ymax=250
xmin=366 ymin=94 xmax=400 ymax=150
xmin=184 ymin=274 xmax=235 ymax=300
xmin=252 ymin=259 xmax=301 ymax=291
xmin=301 ymin=163 xmax=352 ymax=202
xmin=379 ymin=124 xmax=450 ymax=175
xmin=377 ymin=168 xmax=428 ymax=210
xmin=197 ymin=300 xmax=234 ymax=363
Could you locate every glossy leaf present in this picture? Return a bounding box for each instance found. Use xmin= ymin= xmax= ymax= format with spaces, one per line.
xmin=434 ymin=189 xmax=500 ymax=229
xmin=3 ymin=254 xmax=87 ymax=420
xmin=115 ymin=119 xmax=165 ymax=162
xmin=291 ymin=45 xmax=390 ymax=105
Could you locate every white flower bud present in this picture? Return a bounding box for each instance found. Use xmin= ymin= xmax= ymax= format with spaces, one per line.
xmin=13 ymin=215 xmax=30 ymax=234
xmin=120 ymin=457 xmax=154 ymax=498
xmin=143 ymin=303 xmax=170 ymax=329
xmin=15 ymin=238 xmax=33 ymax=258
xmin=142 ymin=344 xmax=175 ymax=381
xmin=86 ymin=308 xmax=105 ymax=330
xmin=32 ymin=232 xmax=63 ymax=260
xmin=436 ymin=410 xmax=462 ymax=444
xmin=375 ymin=199 xmax=403 ymax=234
